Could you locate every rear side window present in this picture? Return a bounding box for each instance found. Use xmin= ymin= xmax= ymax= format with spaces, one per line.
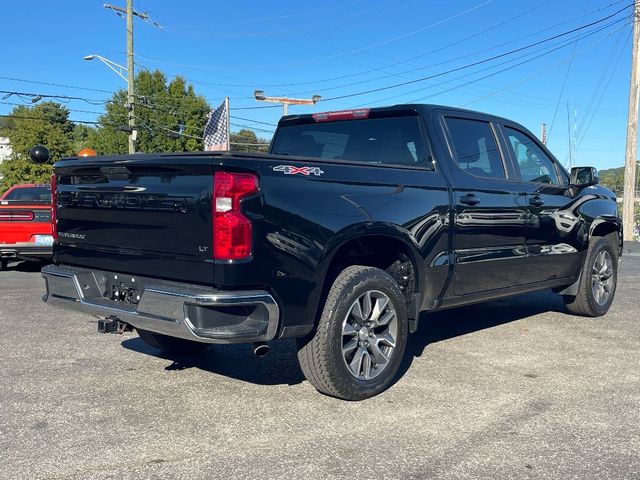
xmin=445 ymin=117 xmax=506 ymax=180
xmin=504 ymin=127 xmax=559 ymax=184
xmin=2 ymin=186 xmax=51 ymax=203
xmin=271 ymin=116 xmax=428 ymax=167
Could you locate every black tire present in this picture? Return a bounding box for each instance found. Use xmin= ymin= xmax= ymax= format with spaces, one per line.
xmin=0 ymin=260 xmax=7 ymax=271
xmin=563 ymin=236 xmax=618 ymax=317
xmin=136 ymin=329 xmax=208 ymax=354
xmin=297 ymin=265 xmax=409 ymax=401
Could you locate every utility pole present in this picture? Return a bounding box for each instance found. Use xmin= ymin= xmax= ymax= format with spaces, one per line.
xmin=623 ymin=2 xmax=640 ymax=242
xmin=253 ymin=91 xmax=321 ymax=116
xmin=104 ymin=2 xmax=151 ymax=154
xmin=567 ymin=101 xmax=572 ymax=167
xmin=125 ymin=0 xmax=135 ymax=153
xmin=540 ymin=123 xmax=547 ymax=145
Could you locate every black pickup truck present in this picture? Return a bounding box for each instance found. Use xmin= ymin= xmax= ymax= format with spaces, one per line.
xmin=42 ymin=104 xmax=622 ymax=400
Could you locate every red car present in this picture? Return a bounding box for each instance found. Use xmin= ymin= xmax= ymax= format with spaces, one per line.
xmin=0 ymin=183 xmax=53 ymax=270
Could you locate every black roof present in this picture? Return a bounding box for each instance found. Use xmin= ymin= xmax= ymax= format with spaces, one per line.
xmin=278 ymin=103 xmax=516 ymax=126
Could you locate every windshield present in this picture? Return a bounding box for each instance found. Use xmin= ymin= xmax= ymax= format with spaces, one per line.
xmin=2 ymin=186 xmax=51 ymax=203
xmin=271 ymin=116 xmax=428 ymax=167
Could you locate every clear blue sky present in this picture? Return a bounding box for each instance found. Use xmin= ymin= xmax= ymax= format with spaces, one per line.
xmin=0 ymin=0 xmax=635 ymax=170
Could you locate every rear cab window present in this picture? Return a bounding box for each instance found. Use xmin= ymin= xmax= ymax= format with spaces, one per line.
xmin=271 ymin=111 xmax=430 ymax=168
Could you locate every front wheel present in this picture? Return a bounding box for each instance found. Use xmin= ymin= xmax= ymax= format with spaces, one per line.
xmin=563 ymin=236 xmax=618 ymax=317
xmin=297 ymin=265 xmax=408 ymax=401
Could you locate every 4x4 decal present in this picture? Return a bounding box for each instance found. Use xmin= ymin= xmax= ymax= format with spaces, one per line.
xmin=273 ymin=165 xmax=324 ymax=176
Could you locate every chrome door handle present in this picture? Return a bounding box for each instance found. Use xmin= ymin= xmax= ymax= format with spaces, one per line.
xmin=460 ymin=194 xmax=480 ymax=206
xmin=529 ymin=196 xmax=544 ymax=207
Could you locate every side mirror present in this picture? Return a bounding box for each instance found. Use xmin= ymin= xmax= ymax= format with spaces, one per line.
xmin=570 ymin=166 xmax=599 ymax=187
xmin=29 ymin=145 xmax=50 ymax=164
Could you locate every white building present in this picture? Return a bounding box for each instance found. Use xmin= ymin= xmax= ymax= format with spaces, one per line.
xmin=0 ymin=137 xmax=12 ymax=163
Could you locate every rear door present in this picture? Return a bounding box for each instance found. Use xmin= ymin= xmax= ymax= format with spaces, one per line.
xmin=498 ymin=123 xmax=582 ymax=283
xmin=440 ymin=113 xmax=529 ymax=296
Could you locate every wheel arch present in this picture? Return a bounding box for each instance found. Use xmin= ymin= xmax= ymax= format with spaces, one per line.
xmin=557 ymin=216 xmax=621 ymax=297
xmin=316 ymin=225 xmax=425 ymax=329
xmin=589 ymin=217 xmax=622 ymax=256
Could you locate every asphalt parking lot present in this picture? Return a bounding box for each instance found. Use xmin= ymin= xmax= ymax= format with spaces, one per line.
xmin=0 ymin=259 xmax=638 ymax=480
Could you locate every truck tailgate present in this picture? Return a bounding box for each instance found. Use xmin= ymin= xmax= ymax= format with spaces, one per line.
xmin=54 ymin=156 xmax=215 ymax=285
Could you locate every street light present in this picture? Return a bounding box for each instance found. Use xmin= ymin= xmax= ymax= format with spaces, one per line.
xmin=253 ymin=90 xmax=321 ymax=116
xmin=83 ymin=54 xmax=128 ymax=83
xmin=83 ymin=54 xmax=136 ymax=153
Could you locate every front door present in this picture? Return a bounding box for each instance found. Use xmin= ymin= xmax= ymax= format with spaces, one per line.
xmin=499 ymin=124 xmax=582 ymax=283
xmin=442 ymin=115 xmax=529 ymax=296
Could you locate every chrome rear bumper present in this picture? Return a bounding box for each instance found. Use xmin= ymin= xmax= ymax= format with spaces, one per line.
xmin=41 ymin=264 xmax=279 ymax=344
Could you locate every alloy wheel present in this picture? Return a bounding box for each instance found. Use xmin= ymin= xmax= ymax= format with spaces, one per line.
xmin=591 ymin=250 xmax=614 ymax=306
xmin=341 ymin=290 xmax=398 ymax=380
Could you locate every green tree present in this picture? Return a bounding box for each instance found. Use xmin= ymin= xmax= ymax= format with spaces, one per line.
xmin=0 ymin=102 xmax=80 ymax=193
xmin=0 ymin=159 xmax=52 ymax=194
xmin=71 ymin=124 xmax=95 ymax=153
xmin=598 ymin=166 xmax=625 ymax=193
xmin=90 ymin=70 xmax=211 ymax=154
xmin=0 ymin=102 xmax=76 ymax=162
xmin=230 ymin=129 xmax=270 ymax=153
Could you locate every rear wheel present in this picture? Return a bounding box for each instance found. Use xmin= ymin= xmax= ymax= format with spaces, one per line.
xmin=136 ymin=329 xmax=208 ymax=354
xmin=297 ymin=265 xmax=408 ymax=401
xmin=563 ymin=236 xmax=618 ymax=317
xmin=0 ymin=260 xmax=7 ymax=271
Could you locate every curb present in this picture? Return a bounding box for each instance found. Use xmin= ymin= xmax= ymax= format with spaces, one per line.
xmin=623 ymin=241 xmax=640 ymax=256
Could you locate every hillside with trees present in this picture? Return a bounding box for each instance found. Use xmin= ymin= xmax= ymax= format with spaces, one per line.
xmin=598 ymin=166 xmax=625 ymax=194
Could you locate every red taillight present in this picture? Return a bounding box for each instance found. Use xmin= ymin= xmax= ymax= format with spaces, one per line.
xmin=51 ymin=174 xmax=57 ymax=240
xmin=312 ymin=108 xmax=370 ymax=122
xmin=213 ymin=172 xmax=258 ymax=260
xmin=0 ymin=212 xmax=34 ymax=221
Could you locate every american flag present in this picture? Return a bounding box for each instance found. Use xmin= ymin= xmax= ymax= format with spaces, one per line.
xmin=203 ymin=100 xmax=229 ymax=151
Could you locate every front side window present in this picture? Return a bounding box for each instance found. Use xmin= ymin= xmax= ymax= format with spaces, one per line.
xmin=445 ymin=117 xmax=506 ymax=180
xmin=505 ymin=127 xmax=559 ymax=184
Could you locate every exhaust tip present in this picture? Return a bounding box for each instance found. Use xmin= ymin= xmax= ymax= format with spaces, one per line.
xmin=253 ymin=343 xmax=270 ymax=358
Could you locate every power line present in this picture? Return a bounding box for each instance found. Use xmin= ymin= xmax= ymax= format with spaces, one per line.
xmin=0 ymin=90 xmax=111 ymax=105
xmin=0 ymin=113 xmax=118 ymax=127
xmin=574 ymin=27 xmax=631 ymax=152
xmin=358 ymin=18 xmax=624 ymax=108
xmin=135 ymin=0 xmax=628 ymax=82
xmin=230 ymin=115 xmax=277 ymax=127
xmin=159 ymin=0 xmax=368 ymax=34
xmin=157 ymin=0 xmax=408 ymax=40
xmin=0 ymin=76 xmax=115 ymax=94
xmin=318 ymin=5 xmax=632 ymax=103
xmin=0 ymin=100 xmax=127 ymax=118
xmin=548 ymin=0 xmax=593 ymax=141
xmin=460 ymin=22 xmax=629 ymax=108
xmin=230 ymin=122 xmax=275 ymax=134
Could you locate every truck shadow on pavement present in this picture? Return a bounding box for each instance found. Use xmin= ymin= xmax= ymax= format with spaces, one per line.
xmin=121 ymin=337 xmax=307 ymax=386
xmin=121 ymin=289 xmax=568 ymax=390
xmin=3 ymin=260 xmax=49 ymax=272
